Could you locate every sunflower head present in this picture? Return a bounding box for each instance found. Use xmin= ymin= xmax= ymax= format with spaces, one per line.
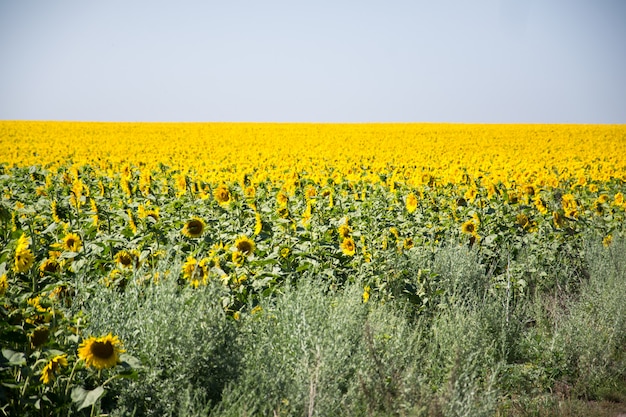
xmin=231 ymin=250 xmax=245 ymax=266
xmin=362 ymin=285 xmax=371 ymax=303
xmin=182 ymin=218 xmax=205 ymax=238
xmin=0 ymin=274 xmax=7 ymax=296
xmin=78 ymin=334 xmax=125 ymax=370
xmin=461 ymin=220 xmax=476 ymax=235
xmin=63 ymin=233 xmax=82 ymax=252
xmin=115 ymin=250 xmax=135 ymax=268
xmin=340 ymin=237 xmax=356 ymax=256
xmin=337 ymin=224 xmax=351 ymax=239
xmin=244 ymin=186 xmax=256 ymax=199
xmin=279 ymin=246 xmax=291 ymax=259
xmin=305 ymin=186 xmax=317 ymax=199
xmin=40 ymin=354 xmax=68 ymax=384
xmin=553 ymin=211 xmax=565 ymax=228
xmin=254 ymin=212 xmax=263 ymax=236
xmin=16 ymin=233 xmax=31 ymax=252
xmin=277 ymin=206 xmax=289 ymax=218
xmin=30 ymin=325 xmax=50 ymax=348
xmin=516 ymin=213 xmax=530 ymax=229
xmin=405 ymin=193 xmax=418 ymax=213
xmin=182 ymin=257 xmax=208 ymax=282
xmin=522 ymin=185 xmax=535 ymax=196
xmin=39 ymin=258 xmax=60 ymax=276
xmin=234 ymin=236 xmax=255 ymax=256
xmin=14 ymin=249 xmax=34 ymax=273
xmin=534 ymin=196 xmax=548 ymax=214
xmin=214 ymin=185 xmax=231 ymax=204
xmin=276 ymin=191 xmax=289 ymax=206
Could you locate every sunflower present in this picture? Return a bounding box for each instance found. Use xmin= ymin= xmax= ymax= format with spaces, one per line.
xmin=14 ymin=248 xmax=34 ymax=273
xmin=40 ymin=354 xmax=68 ymax=384
xmin=62 ymin=233 xmax=82 ymax=252
xmin=340 ymin=237 xmax=356 ymax=256
xmin=138 ymin=204 xmax=159 ymax=221
xmin=533 ymin=195 xmax=548 ymax=215
xmin=103 ymin=269 xmax=126 ymax=288
xmin=305 ymin=186 xmax=317 ymax=199
xmin=51 ymin=200 xmax=67 ymax=223
xmin=30 ymin=325 xmax=50 ymax=348
xmin=561 ymin=194 xmax=577 ymax=218
xmin=126 ymin=209 xmax=137 ymax=234
xmin=231 ymin=250 xmax=245 ymax=266
xmin=182 ymin=257 xmax=208 ymax=281
xmin=276 ymin=191 xmax=289 ymax=206
xmin=461 ymin=220 xmax=477 ymax=235
xmin=362 ymin=285 xmax=371 ymax=303
xmin=244 ymin=185 xmax=256 ymax=199
xmin=0 ymin=274 xmax=7 ymax=295
xmin=176 ymin=173 xmax=187 ymax=195
xmin=115 ymin=250 xmax=135 ymax=268
xmin=553 ymin=211 xmax=565 ymax=228
xmin=39 ymin=258 xmax=60 ymax=276
xmin=234 ymin=236 xmax=255 ymax=256
xmin=277 ymin=206 xmax=289 ymax=218
xmin=16 ymin=233 xmax=31 ymax=252
xmin=516 ymin=213 xmax=530 ymax=229
xmin=214 ymin=185 xmax=231 ymax=204
xmin=254 ymin=212 xmax=263 ymax=236
xmin=182 ymin=218 xmax=205 ymax=238
xmin=522 ymin=185 xmax=535 ymax=196
xmin=338 ymin=224 xmax=351 ymax=238
xmin=592 ymin=200 xmax=604 ymax=215
xmin=464 ymin=187 xmax=477 ymax=203
xmin=78 ymin=333 xmax=125 ymax=370
xmin=279 ymin=246 xmax=291 ymax=259
xmin=405 ymin=193 xmax=418 ymax=213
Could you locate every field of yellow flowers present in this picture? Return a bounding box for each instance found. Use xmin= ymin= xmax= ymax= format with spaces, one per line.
xmin=1 ymin=121 xmax=625 ymax=416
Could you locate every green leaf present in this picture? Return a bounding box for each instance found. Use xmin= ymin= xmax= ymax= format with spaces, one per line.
xmin=71 ymin=385 xmax=105 ymax=411
xmin=119 ymin=353 xmax=142 ymax=369
xmin=1 ymin=349 xmax=26 ymax=366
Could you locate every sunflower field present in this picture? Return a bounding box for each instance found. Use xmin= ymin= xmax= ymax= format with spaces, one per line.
xmin=1 ymin=121 xmax=626 ymax=416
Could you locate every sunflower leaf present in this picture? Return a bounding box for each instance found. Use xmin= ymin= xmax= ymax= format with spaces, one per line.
xmin=1 ymin=349 xmax=26 ymax=366
xmin=119 ymin=353 xmax=142 ymax=369
xmin=71 ymin=386 xmax=105 ymax=410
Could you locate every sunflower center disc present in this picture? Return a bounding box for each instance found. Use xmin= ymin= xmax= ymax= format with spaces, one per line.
xmin=92 ymin=341 xmax=114 ymax=359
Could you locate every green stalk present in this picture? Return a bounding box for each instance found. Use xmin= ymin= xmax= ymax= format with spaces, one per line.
xmin=64 ymin=360 xmax=80 ymax=397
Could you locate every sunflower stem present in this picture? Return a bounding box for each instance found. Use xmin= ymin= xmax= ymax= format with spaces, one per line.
xmin=102 ymin=373 xmax=121 ymax=388
xmin=64 ymin=360 xmax=80 ymax=397
xmin=27 ymin=222 xmax=38 ymax=293
xmin=20 ymin=374 xmax=30 ymax=399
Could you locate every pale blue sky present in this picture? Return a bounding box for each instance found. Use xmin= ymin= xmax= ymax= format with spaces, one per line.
xmin=1 ymin=1 xmax=625 ymax=123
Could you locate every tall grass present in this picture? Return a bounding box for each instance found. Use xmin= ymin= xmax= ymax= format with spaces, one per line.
xmin=78 ymin=238 xmax=626 ymax=417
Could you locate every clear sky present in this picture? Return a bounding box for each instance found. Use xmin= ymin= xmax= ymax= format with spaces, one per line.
xmin=1 ymin=1 xmax=625 ymax=123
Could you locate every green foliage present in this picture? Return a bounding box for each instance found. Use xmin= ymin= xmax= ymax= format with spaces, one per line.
xmin=82 ymin=276 xmax=240 ymax=416
xmin=1 ymin=162 xmax=625 ymax=416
